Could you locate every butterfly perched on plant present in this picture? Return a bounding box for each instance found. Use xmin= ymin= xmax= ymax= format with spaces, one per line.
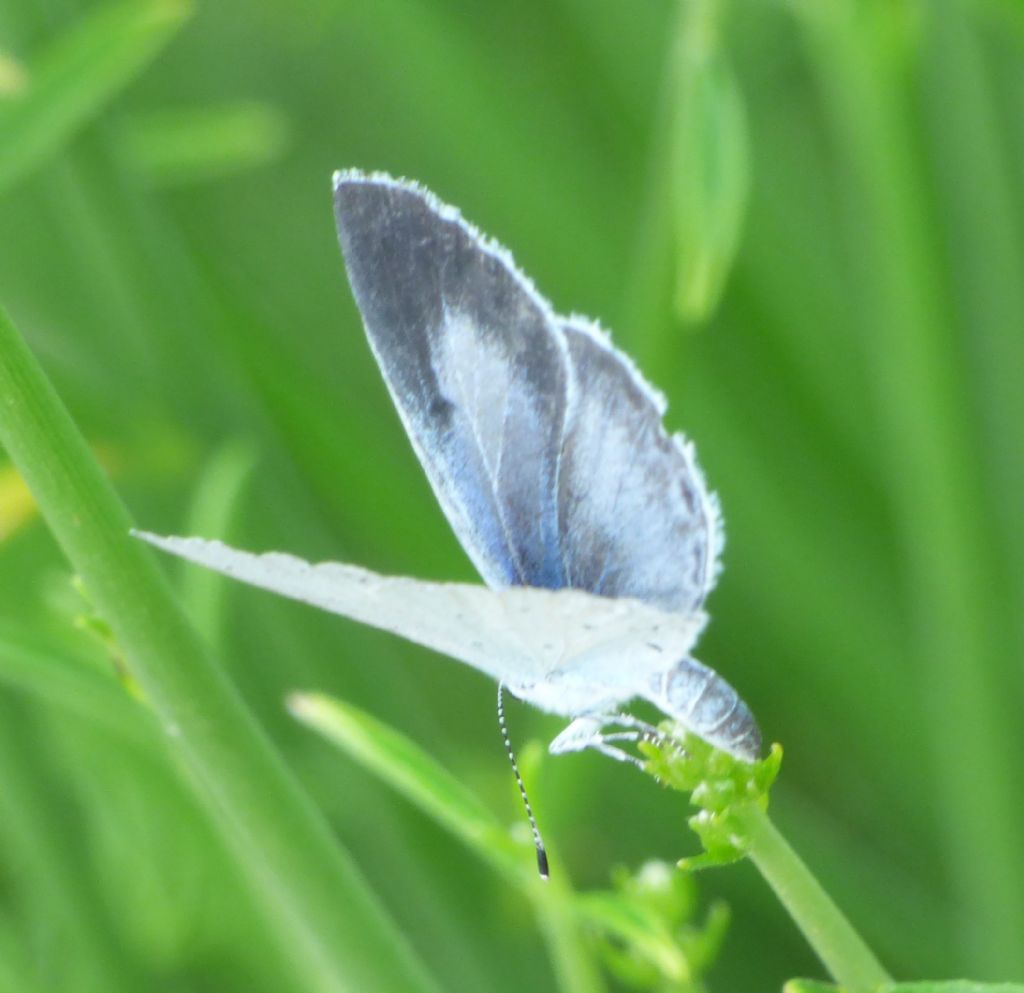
xmin=137 ymin=170 xmax=760 ymax=771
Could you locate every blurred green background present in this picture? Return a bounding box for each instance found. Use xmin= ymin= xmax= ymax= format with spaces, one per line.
xmin=3 ymin=0 xmax=1024 ymax=990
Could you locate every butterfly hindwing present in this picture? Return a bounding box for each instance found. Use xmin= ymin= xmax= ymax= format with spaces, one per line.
xmin=557 ymin=318 xmax=723 ymax=613
xmin=132 ymin=531 xmax=704 ymax=715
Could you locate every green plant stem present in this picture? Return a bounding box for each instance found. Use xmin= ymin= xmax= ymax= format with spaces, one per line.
xmin=736 ymin=805 xmax=891 ymax=993
xmin=0 ymin=303 xmax=440 ymax=993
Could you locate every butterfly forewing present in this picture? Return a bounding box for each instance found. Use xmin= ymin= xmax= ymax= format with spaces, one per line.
xmin=334 ymin=173 xmax=569 ymax=591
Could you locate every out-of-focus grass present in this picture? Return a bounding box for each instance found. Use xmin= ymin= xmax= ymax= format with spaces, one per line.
xmin=1 ymin=0 xmax=1023 ymax=991
xmin=0 ymin=0 xmax=191 ymax=193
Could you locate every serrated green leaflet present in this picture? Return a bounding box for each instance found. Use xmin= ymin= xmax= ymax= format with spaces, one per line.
xmin=641 ymin=725 xmax=782 ymax=869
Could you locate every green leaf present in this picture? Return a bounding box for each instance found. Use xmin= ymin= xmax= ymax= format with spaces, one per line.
xmin=784 ymin=981 xmax=842 ymax=993
xmin=287 ymin=691 xmax=535 ymax=885
xmin=669 ymin=0 xmax=750 ymax=323
xmin=177 ymin=440 xmax=257 ymax=647
xmin=117 ymin=101 xmax=289 ymax=186
xmin=0 ymin=0 xmax=192 ymax=195
xmin=880 ymin=978 xmax=1024 ymax=986
xmin=787 ymin=984 xmax=1024 ymax=993
xmin=575 ymin=889 xmax=692 ymax=984
xmin=576 ymin=861 xmax=730 ymax=989
xmin=785 ymin=975 xmax=1024 ymax=992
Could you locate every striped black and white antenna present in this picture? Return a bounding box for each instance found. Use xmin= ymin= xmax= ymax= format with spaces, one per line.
xmin=497 ymin=683 xmax=549 ymax=880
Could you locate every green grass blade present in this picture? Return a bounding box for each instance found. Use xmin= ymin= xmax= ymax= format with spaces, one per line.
xmin=0 ymin=620 xmax=154 ymax=744
xmin=288 ymin=692 xmax=608 ymax=993
xmin=0 ymin=696 xmax=143 ymax=990
xmin=0 ymin=0 xmax=191 ymax=195
xmin=669 ymin=0 xmax=750 ymax=324
xmin=793 ymin=1 xmax=1024 ymax=974
xmin=0 ymin=304 xmax=441 ymax=993
xmin=178 ymin=440 xmax=257 ymax=647
xmin=882 ymin=985 xmax=1024 ymax=993
xmin=288 ymin=691 xmax=533 ymax=884
xmin=117 ymin=102 xmax=289 ymax=186
xmin=919 ymin=0 xmax=1024 ymax=668
xmin=783 ymin=982 xmax=840 ymax=993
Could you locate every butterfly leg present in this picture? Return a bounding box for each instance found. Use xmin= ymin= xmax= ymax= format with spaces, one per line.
xmin=549 ymin=716 xmax=637 ymax=766
xmin=549 ymin=716 xmax=604 ymax=753
xmin=548 ymin=714 xmax=665 ymax=769
xmin=596 ymin=713 xmax=665 ymax=741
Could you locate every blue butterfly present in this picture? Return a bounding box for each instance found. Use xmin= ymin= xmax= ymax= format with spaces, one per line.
xmin=137 ymin=170 xmax=760 ymax=773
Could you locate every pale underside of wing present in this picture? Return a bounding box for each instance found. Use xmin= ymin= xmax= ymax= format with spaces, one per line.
xmin=556 ymin=318 xmax=723 ymax=611
xmin=334 ymin=171 xmax=568 ymax=591
xmin=134 ymin=532 xmax=706 ymax=716
xmin=333 ymin=171 xmax=723 ymax=613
